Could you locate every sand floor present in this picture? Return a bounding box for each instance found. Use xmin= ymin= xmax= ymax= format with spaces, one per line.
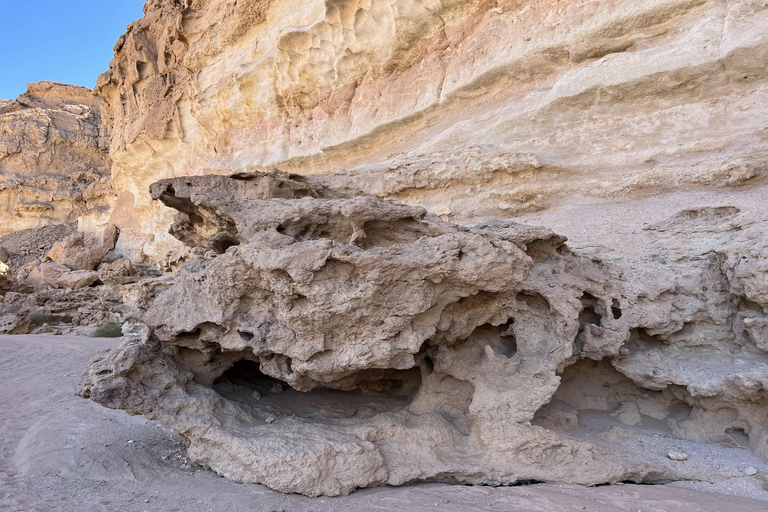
xmin=1 ymin=333 xmax=767 ymax=512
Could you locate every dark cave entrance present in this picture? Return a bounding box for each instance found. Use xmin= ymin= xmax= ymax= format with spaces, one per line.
xmin=211 ymin=358 xmax=423 ymax=424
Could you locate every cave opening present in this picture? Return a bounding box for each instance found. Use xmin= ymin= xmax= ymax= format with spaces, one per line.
xmin=211 ymin=358 xmax=423 ymax=424
xmin=611 ymin=299 xmax=622 ymax=319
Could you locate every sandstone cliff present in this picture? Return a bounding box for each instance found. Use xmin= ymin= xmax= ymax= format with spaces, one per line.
xmin=0 ymin=81 xmax=113 ymax=236
xmin=97 ymin=0 xmax=768 ymax=260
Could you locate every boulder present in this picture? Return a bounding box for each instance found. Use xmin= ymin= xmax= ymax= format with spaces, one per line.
xmin=47 ymin=226 xmax=119 ymax=271
xmin=0 ymin=261 xmax=13 ymax=295
xmin=55 ymin=270 xmax=100 ymax=290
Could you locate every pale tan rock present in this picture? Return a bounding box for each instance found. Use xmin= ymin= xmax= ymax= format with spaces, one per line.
xmin=47 ymin=226 xmax=120 ymax=271
xmin=77 ymin=173 xmax=768 ymax=496
xmin=599 ymin=427 xmax=631 ymax=445
xmin=92 ymin=0 xmax=768 ymax=259
xmin=98 ymin=258 xmax=134 ymax=278
xmin=80 ymin=174 xmax=640 ymax=495
xmin=612 ymin=402 xmax=642 ymax=427
xmin=0 ymin=313 xmax=20 ymax=334
xmin=0 ymin=82 xmax=112 ymax=236
xmin=668 ymin=451 xmax=689 ymax=462
xmin=25 ymin=263 xmax=100 ymax=291
xmin=25 ymin=263 xmax=71 ymax=289
xmin=55 ymin=270 xmax=100 ymax=290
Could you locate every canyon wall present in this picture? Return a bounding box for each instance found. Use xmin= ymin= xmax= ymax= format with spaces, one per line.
xmin=0 ymin=82 xmax=112 ymax=236
xmin=97 ymin=0 xmax=768 ymax=260
xmin=69 ymin=0 xmax=768 ymax=497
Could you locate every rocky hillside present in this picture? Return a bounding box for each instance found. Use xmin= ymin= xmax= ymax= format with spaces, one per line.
xmin=0 ymin=81 xmax=112 ymax=236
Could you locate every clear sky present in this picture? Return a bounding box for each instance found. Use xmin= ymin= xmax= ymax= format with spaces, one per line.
xmin=0 ymin=0 xmax=146 ymax=100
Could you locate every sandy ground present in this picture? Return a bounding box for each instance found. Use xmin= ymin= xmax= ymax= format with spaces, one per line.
xmin=0 ymin=334 xmax=766 ymax=512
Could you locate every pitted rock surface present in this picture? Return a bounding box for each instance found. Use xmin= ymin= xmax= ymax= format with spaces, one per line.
xmin=79 ymin=174 xmax=768 ymax=496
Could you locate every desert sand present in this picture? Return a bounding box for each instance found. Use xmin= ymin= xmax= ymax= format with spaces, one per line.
xmin=2 ymin=332 xmax=767 ymax=511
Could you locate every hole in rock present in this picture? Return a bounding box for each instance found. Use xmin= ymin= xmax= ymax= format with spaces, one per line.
xmin=724 ymin=428 xmax=750 ymax=449
xmin=523 ymin=238 xmax=561 ymax=260
xmin=529 ymin=358 xmax=760 ymax=478
xmin=358 ymin=218 xmax=434 ymax=249
xmin=578 ymin=293 xmax=602 ymax=327
xmin=611 ymin=299 xmax=622 ymax=319
xmin=212 ymin=360 xmax=422 ymax=423
xmin=516 ymin=290 xmax=551 ymax=312
xmin=740 ymin=298 xmax=766 ymax=315
xmin=238 ymin=331 xmax=254 ymax=342
xmin=209 ymin=233 xmax=240 ymax=253
xmin=136 ymin=61 xmax=149 ymax=78
xmin=271 ymin=269 xmax=292 ymax=281
xmin=467 ymin=320 xmax=517 ymax=358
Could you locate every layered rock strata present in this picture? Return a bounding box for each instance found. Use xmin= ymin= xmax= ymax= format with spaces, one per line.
xmin=79 ymin=174 xmax=768 ymax=496
xmin=0 ymin=81 xmax=112 ymax=236
xmin=96 ymin=0 xmax=768 ymax=260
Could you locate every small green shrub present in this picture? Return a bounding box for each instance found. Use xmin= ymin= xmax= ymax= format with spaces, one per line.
xmin=30 ymin=312 xmax=56 ymax=326
xmin=90 ymin=322 xmax=124 ymax=338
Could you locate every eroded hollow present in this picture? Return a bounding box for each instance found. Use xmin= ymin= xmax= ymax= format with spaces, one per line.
xmin=357 ymin=218 xmax=434 ymax=249
xmin=212 ymin=359 xmax=422 ymax=423
xmin=534 ymin=359 xmax=694 ymax=434
xmin=467 ymin=320 xmax=517 ymax=358
xmin=578 ymin=292 xmax=602 ymax=327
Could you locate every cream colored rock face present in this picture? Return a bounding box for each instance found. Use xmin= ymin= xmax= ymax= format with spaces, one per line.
xmin=0 ymin=82 xmax=113 ymax=236
xmin=97 ymin=0 xmax=768 ymax=260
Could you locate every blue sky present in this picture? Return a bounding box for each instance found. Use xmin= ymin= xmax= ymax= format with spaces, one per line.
xmin=0 ymin=0 xmax=146 ymax=100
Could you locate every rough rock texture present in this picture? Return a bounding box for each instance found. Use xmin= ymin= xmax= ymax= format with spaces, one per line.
xmin=95 ymin=0 xmax=768 ymax=260
xmin=0 ymin=81 xmax=112 ymax=236
xmin=0 ymin=224 xmax=154 ymax=335
xmin=47 ymin=225 xmax=120 ymax=271
xmin=79 ymin=174 xmax=768 ymax=496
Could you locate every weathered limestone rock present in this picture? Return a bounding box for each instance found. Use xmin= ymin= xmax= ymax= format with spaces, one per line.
xmin=78 ymin=174 xmax=768 ymax=496
xmin=95 ymin=0 xmax=768 ymax=259
xmin=53 ymin=269 xmax=101 ymax=290
xmin=47 ymin=225 xmax=120 ymax=271
xmin=0 ymin=81 xmax=112 ymax=236
xmin=25 ymin=263 xmax=75 ymax=289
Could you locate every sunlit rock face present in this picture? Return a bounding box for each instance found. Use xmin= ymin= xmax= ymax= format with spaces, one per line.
xmin=96 ymin=0 xmax=768 ymax=260
xmin=0 ymin=81 xmax=112 ymax=236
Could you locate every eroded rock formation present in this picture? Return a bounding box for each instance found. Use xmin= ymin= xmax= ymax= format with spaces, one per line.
xmin=0 ymin=81 xmax=113 ymax=236
xmin=95 ymin=0 xmax=768 ymax=260
xmin=79 ymin=173 xmax=768 ymax=496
